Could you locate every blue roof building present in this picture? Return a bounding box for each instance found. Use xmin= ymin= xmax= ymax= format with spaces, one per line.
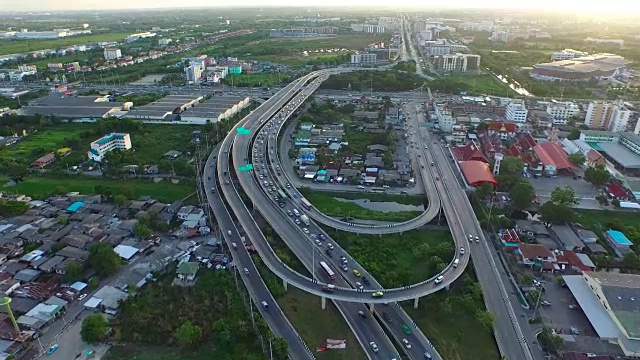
xmin=67 ymin=201 xmax=85 ymax=213
xmin=605 ymin=230 xmax=633 ymax=258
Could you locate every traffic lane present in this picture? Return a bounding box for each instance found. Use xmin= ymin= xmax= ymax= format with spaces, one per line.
xmin=37 ymin=313 xmax=109 ymax=360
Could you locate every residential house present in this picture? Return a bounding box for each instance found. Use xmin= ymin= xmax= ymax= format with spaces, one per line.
xmin=487 ymin=122 xmax=517 ymax=140
xmin=515 ymin=243 xmax=556 ymax=267
xmin=605 ymin=230 xmax=634 ymax=257
xmin=176 ymin=262 xmax=199 ymax=282
xmin=550 ymin=225 xmax=584 ymax=252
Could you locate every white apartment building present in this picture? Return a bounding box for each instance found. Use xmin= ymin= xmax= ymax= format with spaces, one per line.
xmin=350 ymin=53 xmax=377 ymax=65
xmin=505 ymin=100 xmax=528 ymax=123
xmin=88 ymin=133 xmax=132 ymax=162
xmin=550 ymin=49 xmax=587 ymax=61
xmin=103 ymin=48 xmax=122 ymax=61
xmin=185 ymin=64 xmax=203 ymax=83
xmin=546 ymin=100 xmax=580 ymax=125
xmin=585 ymin=100 xmax=632 ymax=132
xmin=435 ymin=105 xmax=455 ymax=132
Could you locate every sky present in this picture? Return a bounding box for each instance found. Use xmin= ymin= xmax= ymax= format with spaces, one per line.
xmin=1 ymin=0 xmax=639 ymax=13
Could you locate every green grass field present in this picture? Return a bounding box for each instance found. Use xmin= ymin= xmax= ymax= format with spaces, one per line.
xmin=325 ymin=229 xmax=454 ymax=288
xmin=430 ymin=74 xmax=518 ymax=97
xmin=299 ymin=188 xmax=425 ymax=222
xmin=0 ymin=175 xmax=194 ymax=203
xmin=224 ymin=73 xmax=289 ymax=87
xmin=0 ymin=124 xmax=92 ymax=165
xmin=0 ymin=32 xmax=131 ymax=55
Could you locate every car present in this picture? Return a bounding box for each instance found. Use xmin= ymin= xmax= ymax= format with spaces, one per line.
xmin=322 ymin=284 xmax=335 ymax=293
xmin=211 ymin=187 xmax=216 ymax=193
xmin=436 ymin=176 xmax=440 ymax=180
xmin=244 ymin=268 xmax=249 ymax=275
xmin=434 ymin=275 xmax=444 ymax=284
xmin=424 ymin=352 xmax=433 ymax=359
xmin=352 ymin=269 xmax=361 ymax=277
xmin=227 ymin=230 xmax=232 ymax=236
xmin=325 ymin=249 xmax=333 ymax=257
xmin=475 ymin=236 xmax=480 ymax=243
xmin=287 ymin=210 xmax=293 ymax=217
xmin=431 ymin=162 xmax=435 ymax=166
xmin=340 ymin=256 xmax=348 ymax=264
xmin=369 ymin=342 xmax=379 ymax=352
xmin=358 ymin=310 xmax=367 ymax=318
xmin=319 ymin=234 xmax=326 ymax=240
xmin=372 ymin=291 xmax=384 ymax=297
xmin=314 ymin=239 xmax=322 ymax=246
xmin=261 ymin=301 xmax=269 ymax=309
xmin=46 ymin=344 xmax=59 ymax=355
xmin=356 ymin=282 xmax=364 ymax=290
xmin=327 ymin=243 xmax=334 ymax=250
xmin=402 ymin=323 xmax=412 ymax=335
xmin=303 ymin=228 xmax=310 ymax=234
xmin=294 ymin=219 xmax=301 ymax=225
xmin=340 ymin=264 xmax=348 ymax=272
xmin=78 ymin=294 xmax=87 ymax=301
xmin=402 ymin=338 xmax=412 ymax=349
xmin=232 ymin=242 xmax=237 ymax=249
xmin=460 ymin=247 xmax=465 ymax=255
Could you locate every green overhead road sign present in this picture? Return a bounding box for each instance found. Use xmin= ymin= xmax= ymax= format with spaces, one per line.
xmin=237 ymin=127 xmax=251 ymax=135
xmin=238 ymin=164 xmax=253 ymax=172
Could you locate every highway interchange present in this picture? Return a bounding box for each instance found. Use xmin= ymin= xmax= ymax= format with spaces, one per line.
xmin=199 ymin=18 xmax=543 ymax=360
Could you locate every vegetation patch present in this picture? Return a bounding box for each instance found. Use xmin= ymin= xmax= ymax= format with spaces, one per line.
xmin=0 ymin=32 xmax=131 ymax=55
xmin=106 ymin=269 xmax=273 ymax=360
xmin=320 ymin=71 xmax=425 ymax=92
xmin=429 ymin=74 xmax=517 ymax=97
xmin=325 ymin=229 xmax=454 ymax=288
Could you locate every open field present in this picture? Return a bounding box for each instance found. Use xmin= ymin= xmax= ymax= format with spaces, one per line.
xmin=324 ymin=229 xmax=454 ymax=288
xmin=299 ymin=188 xmax=425 ymax=222
xmin=0 ymin=175 xmax=194 ymax=202
xmin=224 ymin=73 xmax=290 ymax=87
xmin=402 ymin=270 xmax=500 ymax=360
xmin=0 ymin=32 xmax=131 ymax=55
xmin=105 ymin=344 xmax=240 ymax=360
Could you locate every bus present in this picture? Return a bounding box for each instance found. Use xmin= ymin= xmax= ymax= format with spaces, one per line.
xmin=319 ymin=261 xmax=335 ymax=281
xmin=300 ymin=198 xmax=313 ymax=210
xmin=368 ymin=187 xmax=386 ymax=194
xmin=277 ymin=190 xmax=288 ymax=202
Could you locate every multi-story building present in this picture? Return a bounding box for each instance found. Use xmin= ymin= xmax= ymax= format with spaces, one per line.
xmin=435 ymin=105 xmax=455 ymax=132
xmin=158 ymin=38 xmax=172 ymax=46
xmin=585 ymin=100 xmax=632 ymax=132
xmin=550 ymin=49 xmax=588 ymax=61
xmin=433 ymin=53 xmax=481 ymax=72
xmin=350 ymin=53 xmax=377 ymax=65
xmin=88 ymin=133 xmax=132 ymax=162
xmin=545 ymin=100 xmax=580 ymax=125
xmin=185 ymin=64 xmax=203 ymax=83
xmin=505 ymin=100 xmax=528 ymax=123
xmin=377 ymin=17 xmax=399 ymax=31
xmin=103 ymin=48 xmax=122 ymax=61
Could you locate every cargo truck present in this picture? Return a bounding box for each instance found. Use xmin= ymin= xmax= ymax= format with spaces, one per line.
xmin=300 ymin=214 xmax=310 ymax=226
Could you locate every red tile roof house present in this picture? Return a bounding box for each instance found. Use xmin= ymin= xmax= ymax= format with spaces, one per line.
xmin=451 ymin=141 xmax=488 ymax=163
xmin=487 ymin=121 xmax=517 ymax=140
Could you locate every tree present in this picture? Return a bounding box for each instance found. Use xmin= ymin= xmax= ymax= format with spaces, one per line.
xmin=113 ymin=194 xmax=128 ymax=206
xmin=497 ymin=156 xmax=524 ymax=190
xmin=133 ymin=223 xmax=153 ymax=239
xmin=88 ymin=243 xmax=121 ymax=277
xmin=612 ymin=198 xmax=621 ymax=207
xmin=64 ymin=260 xmax=84 ymax=283
xmin=0 ymin=199 xmax=28 ymax=217
xmin=538 ymin=326 xmax=564 ymax=354
xmin=509 ymin=181 xmax=536 ymax=210
xmin=272 ymin=337 xmax=289 ymax=360
xmin=584 ymin=165 xmax=611 ymax=188
xmin=568 ymin=152 xmax=586 ymax=167
xmin=550 ymin=186 xmax=579 ymax=207
xmin=475 ymin=182 xmax=494 ymax=200
xmin=174 ymin=321 xmax=203 ymax=347
xmin=567 ymin=128 xmax=581 ymax=140
xmin=81 ymin=314 xmax=109 ymax=343
xmin=540 ymin=201 xmax=574 ymax=224
xmin=475 ymin=310 xmax=496 ymax=330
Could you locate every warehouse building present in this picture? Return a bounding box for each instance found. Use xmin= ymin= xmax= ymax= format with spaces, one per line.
xmin=19 ymin=95 xmax=126 ymax=119
xmin=125 ymin=94 xmax=204 ymax=122
xmin=179 ymin=95 xmax=250 ymax=124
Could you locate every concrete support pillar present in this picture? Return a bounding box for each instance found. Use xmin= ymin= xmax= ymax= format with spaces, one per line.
xmin=282 ymin=279 xmax=288 ymax=291
xmin=369 ymin=303 xmax=375 ymax=312
xmin=445 ymin=283 xmax=450 ymax=291
xmin=321 ymin=296 xmax=326 ymax=310
xmin=414 ymin=297 xmax=420 ymax=309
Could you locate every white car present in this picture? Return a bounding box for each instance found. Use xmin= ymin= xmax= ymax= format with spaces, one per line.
xmin=78 ymin=294 xmax=87 ymax=301
xmin=303 ymin=228 xmax=310 ymax=234
xmin=244 ymin=268 xmax=249 ymax=275
xmin=402 ymin=338 xmax=412 ymax=349
xmin=435 ymin=275 xmax=444 ymax=284
xmin=227 ymin=230 xmax=232 ymax=236
xmin=460 ymin=247 xmax=465 ymax=255
xmin=314 ymin=239 xmax=322 ymax=247
xmin=475 ymin=236 xmax=480 ymax=243
xmin=369 ymin=342 xmax=379 ymax=352
xmin=356 ymin=282 xmax=364 ymax=290
xmin=327 ymin=243 xmax=335 ymax=250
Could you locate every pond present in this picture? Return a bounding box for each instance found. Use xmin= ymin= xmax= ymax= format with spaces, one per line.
xmin=487 ymin=70 xmax=533 ymax=97
xmin=335 ymin=198 xmax=424 ymax=212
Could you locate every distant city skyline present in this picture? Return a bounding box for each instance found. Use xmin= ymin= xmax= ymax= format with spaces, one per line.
xmin=0 ymin=0 xmax=639 ymax=13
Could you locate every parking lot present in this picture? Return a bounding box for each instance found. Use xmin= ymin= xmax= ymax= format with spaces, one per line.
xmin=528 ymin=176 xmax=599 ymax=199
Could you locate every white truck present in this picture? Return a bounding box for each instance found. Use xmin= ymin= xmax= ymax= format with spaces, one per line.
xmin=300 ymin=214 xmax=310 ymax=226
